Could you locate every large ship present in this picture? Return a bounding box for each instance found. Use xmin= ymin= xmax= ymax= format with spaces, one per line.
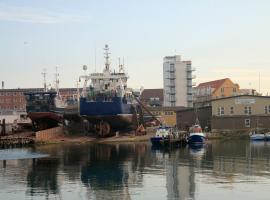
xmin=79 ymin=44 xmax=138 ymax=136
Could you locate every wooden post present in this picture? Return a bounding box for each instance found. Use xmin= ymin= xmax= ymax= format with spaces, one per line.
xmin=2 ymin=119 xmax=6 ymax=136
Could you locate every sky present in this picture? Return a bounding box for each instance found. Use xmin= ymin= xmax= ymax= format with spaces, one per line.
xmin=1 ymin=0 xmax=270 ymax=94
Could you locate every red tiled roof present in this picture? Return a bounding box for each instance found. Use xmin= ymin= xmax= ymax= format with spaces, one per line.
xmin=197 ymin=78 xmax=228 ymax=89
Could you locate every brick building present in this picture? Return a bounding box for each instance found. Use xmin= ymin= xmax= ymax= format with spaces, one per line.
xmin=0 ymin=88 xmax=79 ymax=113
xmin=140 ymin=89 xmax=164 ymax=107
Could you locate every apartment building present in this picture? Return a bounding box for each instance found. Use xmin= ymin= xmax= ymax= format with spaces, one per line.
xmin=163 ymin=55 xmax=195 ymax=107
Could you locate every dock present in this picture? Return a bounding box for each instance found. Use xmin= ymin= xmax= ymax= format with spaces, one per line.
xmin=0 ymin=136 xmax=35 ymax=148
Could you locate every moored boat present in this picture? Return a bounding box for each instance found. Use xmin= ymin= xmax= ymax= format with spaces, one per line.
xmin=150 ymin=125 xmax=171 ymax=146
xmin=249 ymin=128 xmax=266 ymax=141
xmin=265 ymin=133 xmax=270 ymax=141
xmin=250 ymin=133 xmax=265 ymax=141
xmin=187 ymin=124 xmax=206 ymax=145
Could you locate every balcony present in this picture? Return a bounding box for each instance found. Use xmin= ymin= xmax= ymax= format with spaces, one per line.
xmin=186 ymin=74 xmax=196 ymax=80
xmin=168 ymin=89 xmax=176 ymax=95
xmin=186 ymin=66 xmax=196 ymax=72
xmin=187 ymin=96 xmax=193 ymax=102
xmin=166 ymin=69 xmax=175 ymax=73
xmin=166 ymin=74 xmax=175 ymax=79
xmin=187 ymin=82 xmax=196 ymax=87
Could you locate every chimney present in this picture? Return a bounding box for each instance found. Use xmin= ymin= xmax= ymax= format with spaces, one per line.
xmin=1 ymin=81 xmax=4 ymax=89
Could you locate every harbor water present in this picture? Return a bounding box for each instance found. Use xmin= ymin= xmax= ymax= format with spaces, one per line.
xmin=0 ymin=140 xmax=270 ymax=200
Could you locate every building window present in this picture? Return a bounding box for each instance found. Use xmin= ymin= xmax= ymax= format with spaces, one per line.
xmin=233 ymin=88 xmax=236 ymax=93
xmin=221 ymin=88 xmax=224 ymax=93
xmin=265 ymin=106 xmax=268 ymax=114
xmin=268 ymin=106 xmax=270 ymax=114
xmin=245 ymin=119 xmax=251 ymax=127
xmin=221 ymin=107 xmax=224 ymax=115
xmin=165 ymin=111 xmax=173 ymax=115
xmin=244 ymin=106 xmax=252 ymax=115
xmin=230 ymin=107 xmax=234 ymax=114
xmin=217 ymin=107 xmax=225 ymax=116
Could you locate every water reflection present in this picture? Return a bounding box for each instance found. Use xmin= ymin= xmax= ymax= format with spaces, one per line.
xmin=0 ymin=140 xmax=270 ymax=199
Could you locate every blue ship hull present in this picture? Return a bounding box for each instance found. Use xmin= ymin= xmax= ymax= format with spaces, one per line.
xmin=188 ymin=135 xmax=206 ymax=144
xmin=150 ymin=137 xmax=169 ymax=146
xmin=80 ymin=97 xmax=132 ymax=116
xmin=80 ymin=97 xmax=135 ymax=131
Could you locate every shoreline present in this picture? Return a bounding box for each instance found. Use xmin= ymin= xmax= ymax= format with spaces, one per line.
xmin=1 ymin=128 xmax=252 ymax=148
xmin=35 ymin=132 xmax=155 ymax=145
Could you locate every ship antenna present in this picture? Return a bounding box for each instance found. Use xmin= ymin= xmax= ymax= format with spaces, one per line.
xmin=55 ymin=67 xmax=60 ymax=98
xmin=118 ymin=57 xmax=125 ymax=73
xmin=41 ymin=68 xmax=47 ymax=92
xmin=104 ymin=44 xmax=110 ymax=71
xmin=94 ymin=45 xmax=97 ymax=73
xmin=122 ymin=57 xmax=125 ymax=72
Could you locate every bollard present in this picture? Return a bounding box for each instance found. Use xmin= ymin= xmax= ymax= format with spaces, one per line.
xmin=115 ymin=131 xmax=119 ymax=137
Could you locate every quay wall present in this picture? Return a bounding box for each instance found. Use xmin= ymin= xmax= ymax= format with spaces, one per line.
xmin=36 ymin=127 xmax=64 ymax=141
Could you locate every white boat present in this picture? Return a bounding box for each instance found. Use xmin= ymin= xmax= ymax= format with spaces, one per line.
xmin=249 ymin=119 xmax=266 ymax=141
xmin=150 ymin=125 xmax=171 ymax=146
xmin=187 ymin=124 xmax=206 ymax=144
xmin=264 ymin=132 xmax=270 ymax=141
xmin=249 ymin=129 xmax=265 ymax=141
xmin=250 ymin=133 xmax=265 ymax=141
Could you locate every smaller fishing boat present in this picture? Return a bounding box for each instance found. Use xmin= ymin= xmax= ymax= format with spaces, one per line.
xmin=249 ymin=129 xmax=265 ymax=141
xmin=264 ymin=132 xmax=270 ymax=141
xmin=187 ymin=124 xmax=206 ymax=145
xmin=150 ymin=125 xmax=171 ymax=146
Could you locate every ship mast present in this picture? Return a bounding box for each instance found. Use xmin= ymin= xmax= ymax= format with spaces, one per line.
xmin=41 ymin=68 xmax=47 ymax=92
xmin=104 ymin=44 xmax=110 ymax=72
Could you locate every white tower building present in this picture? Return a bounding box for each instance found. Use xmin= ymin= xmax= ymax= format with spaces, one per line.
xmin=163 ymin=55 xmax=195 ymax=107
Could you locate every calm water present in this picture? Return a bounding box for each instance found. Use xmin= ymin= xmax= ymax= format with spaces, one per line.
xmin=0 ymin=140 xmax=270 ymax=200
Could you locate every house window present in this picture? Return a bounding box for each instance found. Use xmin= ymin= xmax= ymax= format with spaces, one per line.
xmin=244 ymin=106 xmax=252 ymax=115
xmin=265 ymin=106 xmax=268 ymax=114
xmin=245 ymin=119 xmax=251 ymax=127
xmin=230 ymin=107 xmax=234 ymax=114
xmin=220 ymin=107 xmax=224 ymax=115
xmin=221 ymin=88 xmax=224 ymax=93
xmin=217 ymin=107 xmax=225 ymax=116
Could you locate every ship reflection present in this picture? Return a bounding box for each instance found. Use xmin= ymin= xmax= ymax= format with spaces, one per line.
xmin=189 ymin=144 xmax=206 ymax=160
xmin=1 ymin=140 xmax=270 ymax=199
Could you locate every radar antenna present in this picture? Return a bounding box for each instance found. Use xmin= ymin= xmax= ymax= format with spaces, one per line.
xmin=55 ymin=67 xmax=61 ymax=98
xmin=104 ymin=44 xmax=110 ymax=71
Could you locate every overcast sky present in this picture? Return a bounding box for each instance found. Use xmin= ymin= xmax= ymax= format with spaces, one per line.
xmin=1 ymin=0 xmax=270 ymax=94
